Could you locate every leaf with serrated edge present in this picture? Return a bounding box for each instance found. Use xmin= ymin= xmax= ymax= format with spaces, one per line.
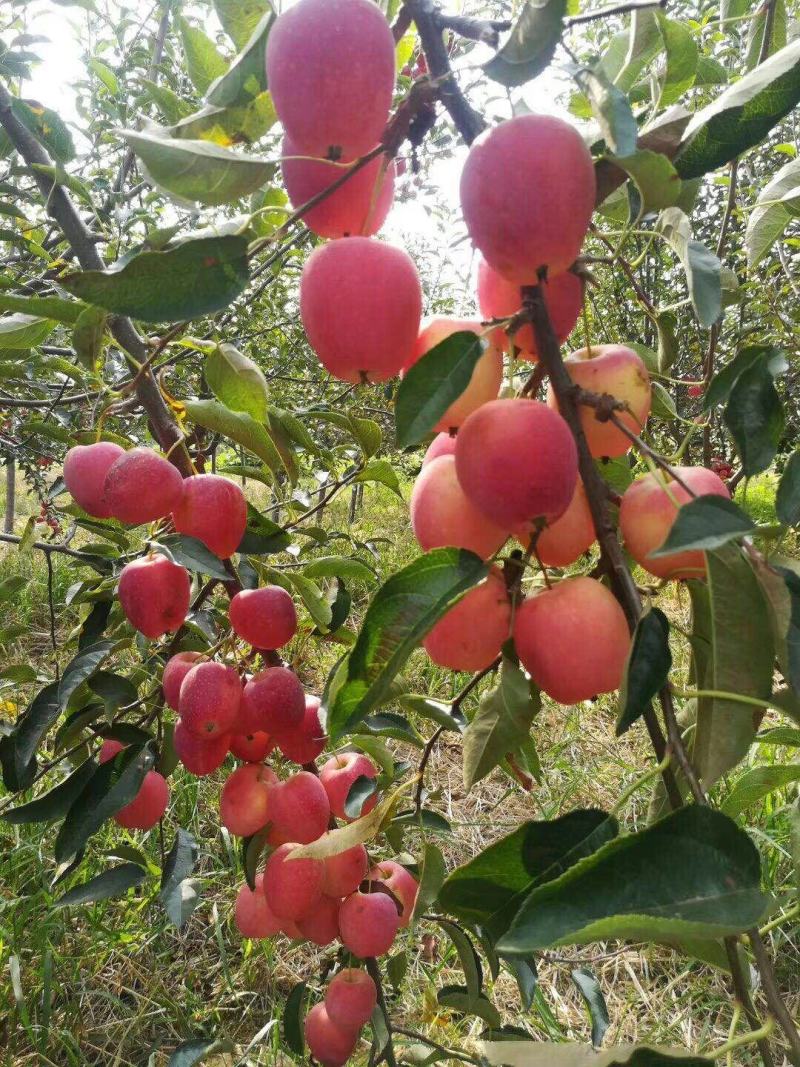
xmin=462 ymin=657 xmax=539 ymax=790
xmin=692 ymin=548 xmax=773 ymax=789
xmin=323 ymin=548 xmax=488 ymax=742
xmin=497 ymin=806 xmax=767 ymax=954
xmin=54 ymin=862 xmax=146 ymax=908
xmin=650 ymin=496 xmax=755 ymax=557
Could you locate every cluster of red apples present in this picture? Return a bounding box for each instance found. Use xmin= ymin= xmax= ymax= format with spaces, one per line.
xmin=267 ymin=0 xmax=731 ymax=710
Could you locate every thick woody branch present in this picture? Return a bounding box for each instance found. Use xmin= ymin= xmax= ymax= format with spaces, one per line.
xmin=404 ymin=0 xmax=486 ymax=146
xmin=521 ymin=282 xmax=681 ymax=809
xmin=434 ymin=13 xmax=511 ymax=47
xmin=0 ymin=81 xmax=193 ymax=477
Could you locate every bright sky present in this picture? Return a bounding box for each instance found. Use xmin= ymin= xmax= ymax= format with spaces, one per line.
xmin=16 ymin=0 xmax=573 ymax=310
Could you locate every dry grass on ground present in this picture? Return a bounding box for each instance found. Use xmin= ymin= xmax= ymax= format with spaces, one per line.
xmin=0 ymin=477 xmax=798 ymax=1065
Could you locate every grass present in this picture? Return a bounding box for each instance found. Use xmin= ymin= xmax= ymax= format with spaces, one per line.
xmin=0 ymin=476 xmax=798 ymax=1065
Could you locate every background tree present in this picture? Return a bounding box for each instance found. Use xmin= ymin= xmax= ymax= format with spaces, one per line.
xmin=0 ymin=1 xmax=799 ymax=1065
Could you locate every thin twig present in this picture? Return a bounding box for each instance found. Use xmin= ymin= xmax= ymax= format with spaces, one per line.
xmin=749 ymin=929 xmax=800 ymax=1065
xmin=521 ymin=282 xmax=682 ymax=808
xmin=0 ymin=531 xmax=100 ymax=561
xmin=566 ymin=0 xmax=667 ymax=26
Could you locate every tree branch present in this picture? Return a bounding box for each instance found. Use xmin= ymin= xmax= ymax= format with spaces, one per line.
xmin=0 ymin=82 xmax=193 ymax=477
xmin=566 ymin=0 xmax=667 ymax=26
xmin=404 ymin=0 xmax=486 ymax=146
xmin=521 ymin=282 xmax=681 ymax=808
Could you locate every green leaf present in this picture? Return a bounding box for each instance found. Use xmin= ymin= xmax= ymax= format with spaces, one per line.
xmin=438 ymin=919 xmax=483 ymax=997
xmin=439 ymin=809 xmax=617 ymax=934
xmin=208 ymin=11 xmax=274 ymax=109
xmin=0 ymin=664 xmax=36 ymax=682
xmin=655 ymin=310 xmax=679 ymax=373
xmin=205 ymin=342 xmax=268 ymax=421
xmin=675 ymin=39 xmax=800 ymax=179
xmin=703 ymin=345 xmax=787 ymax=411
xmin=597 ymin=455 xmax=634 ymax=496
xmin=349 ymin=415 xmax=382 ymax=459
xmin=692 ymin=547 xmax=774 ymax=788
xmin=437 ymin=985 xmax=501 ymax=1028
xmin=400 ymin=693 xmax=466 ymax=732
xmin=617 ymin=608 xmax=671 ymax=736
xmin=140 ymin=79 xmax=193 ymax=125
xmin=476 ymin=1041 xmax=710 ymax=1066
xmin=571 ymin=967 xmax=610 ymax=1049
xmin=0 ymin=682 xmax=60 ymax=791
xmin=323 ymin=548 xmax=489 ymax=742
xmin=238 ymin=504 xmax=290 ymax=554
xmin=745 ymin=157 xmax=800 ymax=268
xmin=657 ymin=208 xmax=721 ymax=327
xmin=54 ymin=862 xmax=146 ymax=908
xmin=724 ymin=359 xmax=785 ymax=476
xmin=302 ymin=556 xmax=376 ymax=583
xmin=651 ymin=381 xmax=678 ymax=422
xmin=88 ymin=57 xmax=119 ymax=95
xmin=395 ymin=331 xmax=486 ymax=448
xmin=214 ymin=0 xmax=272 ymax=49
xmin=609 ymin=150 xmax=682 ymax=217
xmin=722 ymin=764 xmax=800 ymax=819
xmin=578 ymin=67 xmax=637 ymax=158
xmin=354 ymin=459 xmax=402 ymax=497
xmin=0 ymin=293 xmax=84 ymax=323
xmin=60 ymin=235 xmax=249 ymax=323
xmin=0 ymin=575 xmax=27 ymax=601
xmin=118 ymin=129 xmax=272 ymax=207
xmin=605 ymin=9 xmax=663 ymax=91
xmin=483 ymin=0 xmax=567 ymax=88
xmin=745 ymin=0 xmax=787 ymax=70
xmin=497 ymin=806 xmax=768 ymax=953
xmin=168 ymin=1039 xmax=234 ymax=1067
xmin=59 ymin=639 xmax=116 ymax=709
xmin=11 ymin=98 xmax=75 ymax=163
xmin=777 ymin=451 xmax=800 ymax=527
xmin=242 ymin=826 xmax=270 ymax=891
xmin=178 ymin=16 xmax=229 ymax=96
xmin=0 ymin=313 xmax=55 ymax=349
xmin=2 ymin=758 xmax=96 ymax=825
xmin=54 ymin=743 xmax=156 ymax=863
xmin=288 ymin=573 xmax=333 ymax=632
xmin=656 ymin=15 xmax=698 ymax=108
xmin=283 ymin=981 xmax=306 ymax=1056
xmin=88 ymin=671 xmax=138 ymax=712
xmin=651 ymin=496 xmax=756 ymax=557
xmin=412 ymin=841 xmax=447 ymax=921
xmin=343 ymin=775 xmax=377 ymax=820
xmin=184 ymin=399 xmax=282 ymax=472
xmin=160 ymin=828 xmax=200 ymax=928
xmin=156 ymin=535 xmax=229 ymax=581
xmin=775 ymin=566 xmax=800 ymax=696
xmin=462 ymin=658 xmax=539 ymax=790
xmin=72 ymin=305 xmax=106 ymax=371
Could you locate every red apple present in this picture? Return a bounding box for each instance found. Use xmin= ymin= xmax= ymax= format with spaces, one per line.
xmin=118 ymin=554 xmax=190 ymax=640
xmin=619 ymin=466 xmax=730 ymax=580
xmin=171 ymin=474 xmax=247 ymax=559
xmin=548 ymin=344 xmax=651 ymax=458
xmin=513 ymin=576 xmax=630 ymax=704
xmin=460 ymin=114 xmax=595 ymax=282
